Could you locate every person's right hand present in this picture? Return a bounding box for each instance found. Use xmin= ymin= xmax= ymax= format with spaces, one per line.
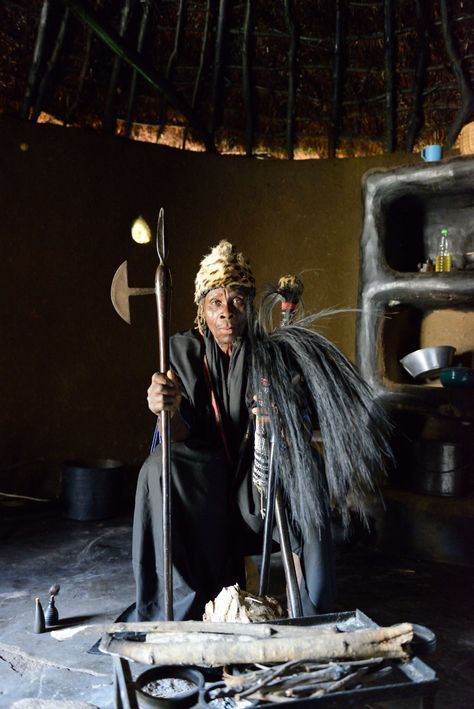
xmin=147 ymin=370 xmax=182 ymax=417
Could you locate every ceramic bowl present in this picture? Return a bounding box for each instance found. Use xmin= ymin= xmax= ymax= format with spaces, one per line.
xmin=439 ymin=367 xmax=474 ymax=388
xmin=400 ymin=346 xmax=456 ymax=380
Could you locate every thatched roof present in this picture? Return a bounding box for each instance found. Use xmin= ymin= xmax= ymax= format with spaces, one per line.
xmin=1 ymin=0 xmax=474 ymax=158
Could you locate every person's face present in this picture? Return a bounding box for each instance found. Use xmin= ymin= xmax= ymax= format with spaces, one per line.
xmin=202 ymin=286 xmax=249 ymax=351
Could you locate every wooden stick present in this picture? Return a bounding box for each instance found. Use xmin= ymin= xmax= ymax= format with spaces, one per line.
xmin=100 ymin=623 xmax=413 ymax=667
xmin=51 ymin=619 xmax=277 ymax=641
xmin=155 ymin=209 xmax=173 ymax=620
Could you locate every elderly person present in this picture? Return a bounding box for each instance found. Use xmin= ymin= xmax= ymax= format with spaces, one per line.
xmin=131 ymin=240 xmax=335 ymax=621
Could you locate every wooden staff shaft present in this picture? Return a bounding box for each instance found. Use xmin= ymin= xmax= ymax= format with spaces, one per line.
xmin=155 ymin=214 xmax=173 ymax=621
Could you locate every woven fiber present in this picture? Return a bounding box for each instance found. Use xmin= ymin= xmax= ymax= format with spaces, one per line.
xmin=458 ymin=121 xmax=474 ymax=155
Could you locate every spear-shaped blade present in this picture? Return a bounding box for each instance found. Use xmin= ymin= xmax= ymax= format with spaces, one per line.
xmin=155 ymin=207 xmax=173 ymax=620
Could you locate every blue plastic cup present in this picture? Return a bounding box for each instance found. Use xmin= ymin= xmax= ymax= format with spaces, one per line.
xmin=421 ymin=144 xmax=443 ymax=161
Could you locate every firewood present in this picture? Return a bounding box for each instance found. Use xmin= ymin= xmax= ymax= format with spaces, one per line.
xmin=51 ymin=619 xmax=276 ymax=641
xmin=100 ymin=622 xmax=413 ymax=667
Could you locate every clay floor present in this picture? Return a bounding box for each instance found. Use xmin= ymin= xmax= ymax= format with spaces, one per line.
xmin=0 ymin=500 xmax=473 ymax=709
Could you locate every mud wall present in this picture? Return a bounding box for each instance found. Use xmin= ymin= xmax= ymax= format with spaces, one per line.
xmin=0 ymin=118 xmax=420 ymax=496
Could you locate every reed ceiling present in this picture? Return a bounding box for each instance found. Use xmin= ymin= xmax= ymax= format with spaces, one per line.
xmin=1 ymin=0 xmax=474 ymax=158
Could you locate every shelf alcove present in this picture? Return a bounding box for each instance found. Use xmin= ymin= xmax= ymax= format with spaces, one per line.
xmin=357 ymin=155 xmax=474 ymax=416
xmin=356 ymin=156 xmax=474 ymax=564
xmin=382 ymin=191 xmax=474 ymax=273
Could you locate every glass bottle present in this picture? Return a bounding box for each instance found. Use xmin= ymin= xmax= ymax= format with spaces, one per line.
xmin=435 ymin=229 xmax=452 ymax=272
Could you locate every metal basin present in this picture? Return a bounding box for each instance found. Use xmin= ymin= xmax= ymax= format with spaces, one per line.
xmin=400 ymin=346 xmax=455 ymax=380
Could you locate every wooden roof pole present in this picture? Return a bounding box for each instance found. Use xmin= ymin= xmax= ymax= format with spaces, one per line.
xmin=406 ymin=0 xmax=430 ymax=153
xmin=209 ymin=0 xmax=229 ymax=138
xmin=440 ymin=0 xmax=474 ymax=147
xmin=328 ymin=0 xmax=345 ymax=159
xmin=284 ymin=0 xmax=298 ymax=160
xmin=124 ymin=0 xmax=152 ymax=138
xmin=20 ymin=0 xmax=52 ymax=120
xmin=103 ymin=0 xmax=132 ymax=134
xmin=182 ymin=0 xmax=211 ymax=150
xmin=242 ymin=0 xmax=254 ymax=157
xmin=383 ymin=0 xmax=396 ymax=153
xmin=60 ymin=0 xmax=216 ymax=153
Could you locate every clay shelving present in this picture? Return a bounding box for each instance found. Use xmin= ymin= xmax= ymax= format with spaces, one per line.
xmin=356 ymin=155 xmax=474 ymax=421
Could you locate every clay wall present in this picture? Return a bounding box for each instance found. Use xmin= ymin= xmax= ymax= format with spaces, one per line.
xmin=0 ymin=118 xmax=420 ymax=496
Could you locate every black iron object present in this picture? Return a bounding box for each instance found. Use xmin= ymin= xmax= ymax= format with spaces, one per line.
xmin=155 ymin=209 xmax=173 ymax=621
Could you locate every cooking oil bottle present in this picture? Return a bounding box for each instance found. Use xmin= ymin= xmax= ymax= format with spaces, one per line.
xmin=435 ymin=228 xmax=452 ymax=272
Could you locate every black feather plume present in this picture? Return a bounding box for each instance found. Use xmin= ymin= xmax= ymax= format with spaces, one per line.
xmin=249 ymin=286 xmax=392 ymax=539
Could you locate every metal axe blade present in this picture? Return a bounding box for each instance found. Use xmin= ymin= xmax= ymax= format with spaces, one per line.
xmin=110 ymin=260 xmax=155 ymax=324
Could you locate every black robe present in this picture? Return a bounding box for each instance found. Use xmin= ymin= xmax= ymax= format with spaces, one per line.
xmin=131 ymin=328 xmax=334 ymax=621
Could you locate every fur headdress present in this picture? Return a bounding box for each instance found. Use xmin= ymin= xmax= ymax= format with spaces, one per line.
xmin=194 ymin=240 xmax=255 ymax=333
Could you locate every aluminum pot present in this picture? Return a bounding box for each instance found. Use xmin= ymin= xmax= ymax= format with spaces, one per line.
xmin=400 ymin=346 xmax=455 ymax=380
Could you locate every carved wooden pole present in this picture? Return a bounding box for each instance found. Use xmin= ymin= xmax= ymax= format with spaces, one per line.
xmin=155 ymin=209 xmax=173 ymax=620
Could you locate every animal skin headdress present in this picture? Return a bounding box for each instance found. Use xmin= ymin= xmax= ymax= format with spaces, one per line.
xmin=194 ymin=240 xmax=255 ymax=334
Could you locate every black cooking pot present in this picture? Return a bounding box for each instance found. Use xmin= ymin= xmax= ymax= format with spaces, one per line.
xmin=61 ymin=458 xmax=136 ymax=520
xmin=412 ymin=441 xmax=471 ymax=497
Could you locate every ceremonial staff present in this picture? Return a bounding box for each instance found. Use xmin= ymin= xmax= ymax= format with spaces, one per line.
xmin=254 ymin=276 xmax=304 ymax=618
xmin=155 ymin=209 xmax=173 ymax=620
